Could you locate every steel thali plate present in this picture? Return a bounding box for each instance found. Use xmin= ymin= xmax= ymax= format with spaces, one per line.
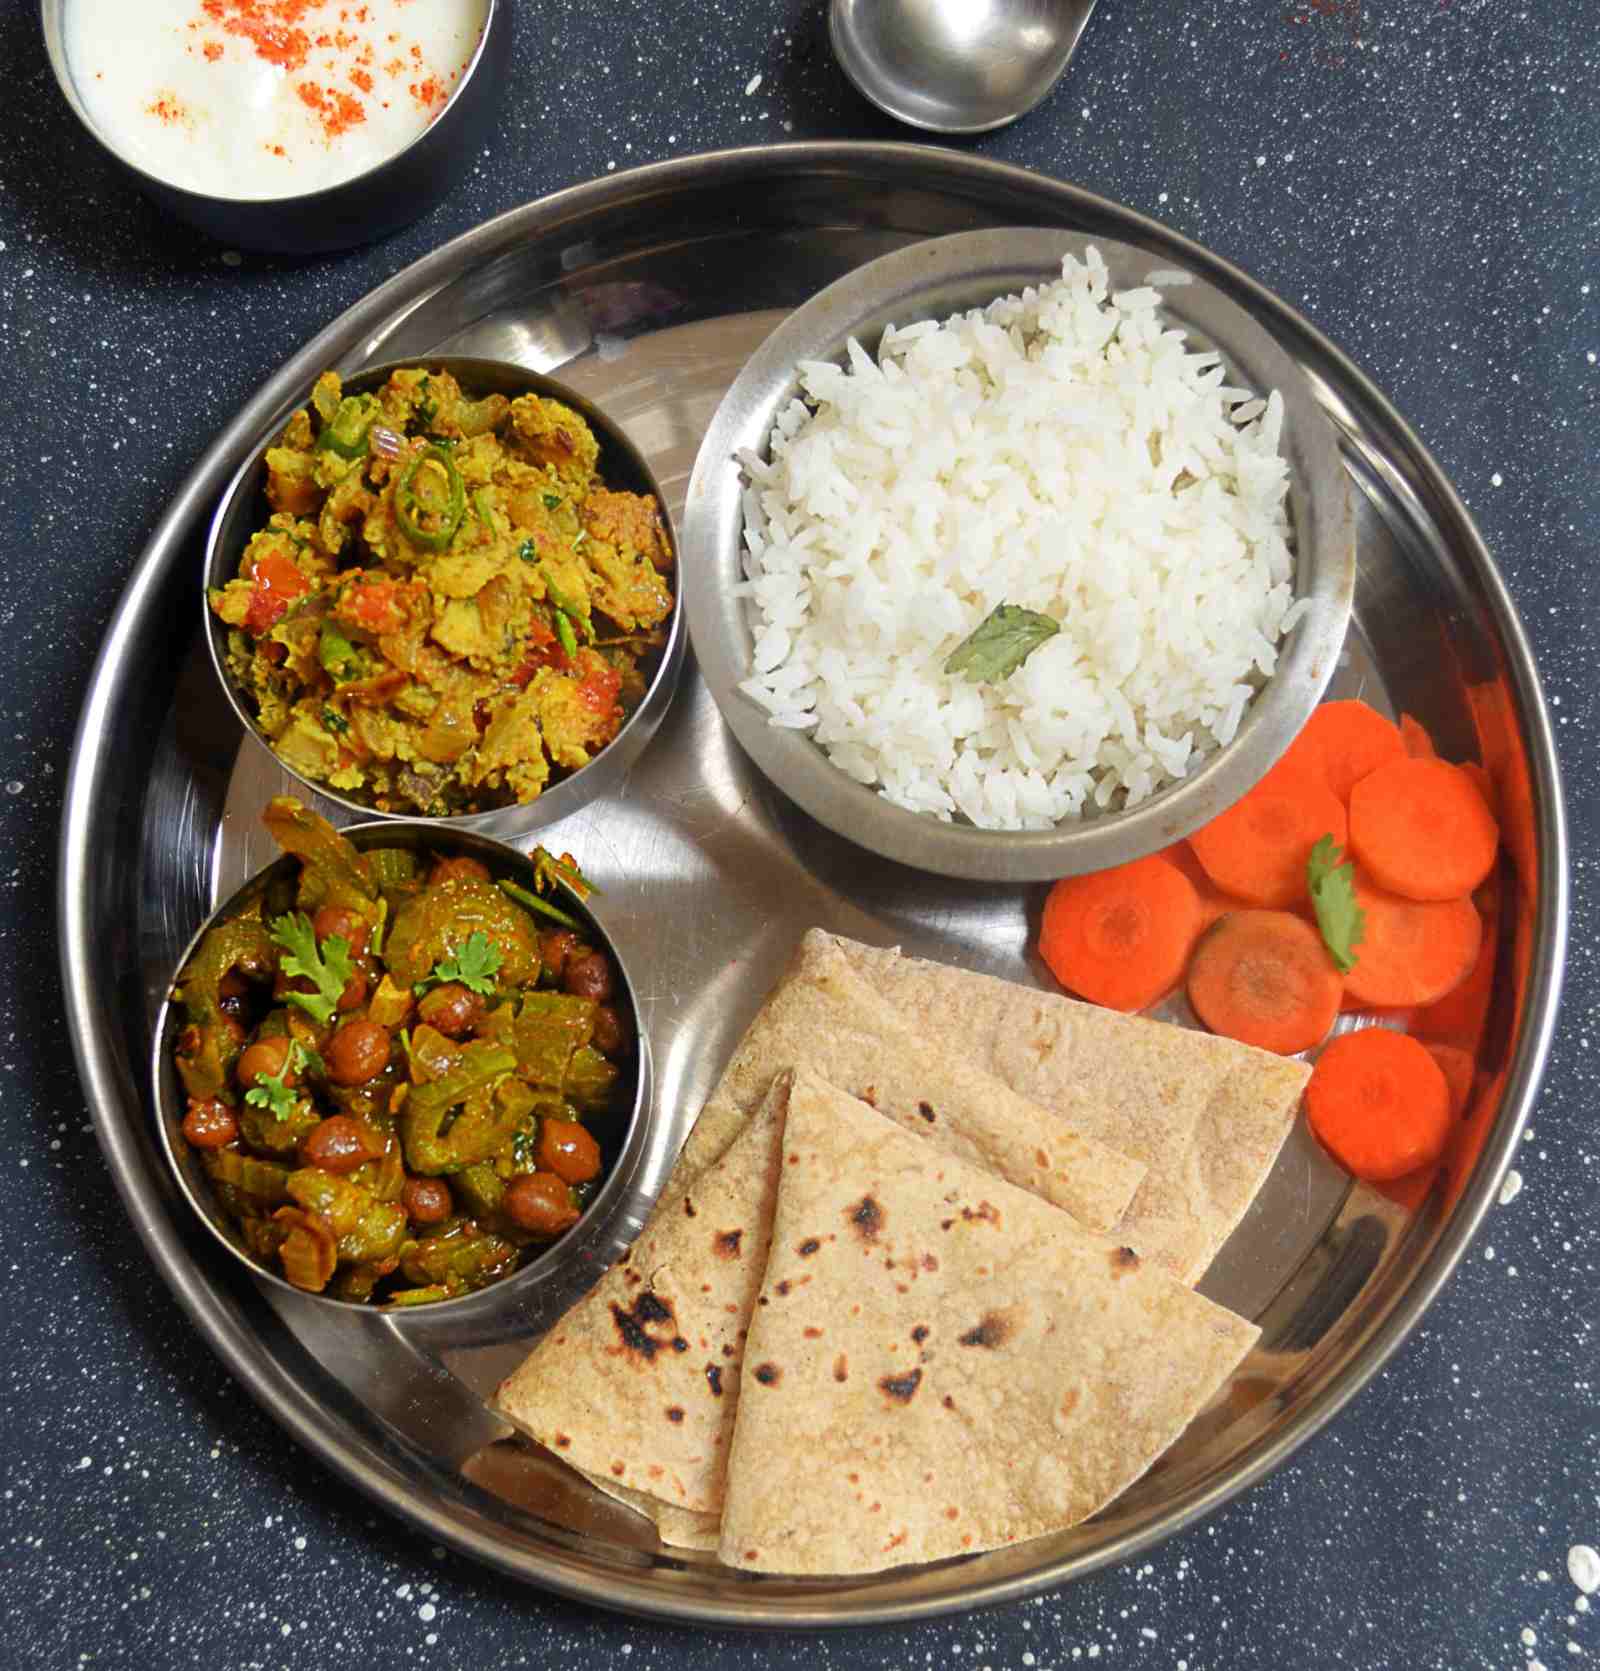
xmin=59 ymin=143 xmax=1566 ymax=1628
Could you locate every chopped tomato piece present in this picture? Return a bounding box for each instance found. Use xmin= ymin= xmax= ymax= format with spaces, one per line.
xmin=338 ymin=577 xmax=408 ymax=636
xmin=242 ymin=550 xmax=310 ymax=634
xmin=574 ymin=656 xmax=622 ymax=718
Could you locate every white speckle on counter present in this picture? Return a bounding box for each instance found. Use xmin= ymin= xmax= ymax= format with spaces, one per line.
xmin=1528 ymin=1629 xmax=1542 ymax=1646
xmin=1492 ymin=471 xmax=1504 ymax=486
xmin=1486 ymin=1245 xmax=1496 ymax=1260
xmin=1501 ymin=1168 xmax=1525 ymax=1204
xmin=1570 ymin=1546 xmax=1600 ymax=1595
xmin=744 ymin=73 xmax=762 ymax=95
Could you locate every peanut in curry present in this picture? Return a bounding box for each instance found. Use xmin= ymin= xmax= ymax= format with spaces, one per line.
xmin=210 ymin=367 xmax=675 ymax=816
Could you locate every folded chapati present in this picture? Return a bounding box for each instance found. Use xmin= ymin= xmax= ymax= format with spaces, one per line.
xmin=666 ymin=931 xmax=1145 ymax=1236
xmin=829 ymin=935 xmax=1310 ymax=1284
xmin=493 ymin=1081 xmax=788 ymax=1515
xmin=717 ymin=1068 xmax=1260 ymax=1576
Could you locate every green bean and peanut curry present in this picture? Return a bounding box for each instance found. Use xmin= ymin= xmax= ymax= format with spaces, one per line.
xmin=210 ymin=366 xmax=675 ymax=815
xmin=172 ymin=797 xmax=633 ymax=1304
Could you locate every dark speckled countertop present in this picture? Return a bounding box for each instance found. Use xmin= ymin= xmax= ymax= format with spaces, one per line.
xmin=5 ymin=2 xmax=1598 ymax=1667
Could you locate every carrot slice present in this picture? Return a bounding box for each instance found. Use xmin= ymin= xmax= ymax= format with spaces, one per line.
xmin=1305 ymin=1029 xmax=1452 ymax=1181
xmin=1424 ymin=1042 xmax=1476 ymax=1121
xmin=1398 ymin=713 xmax=1437 ymax=758
xmin=1039 ymin=853 xmax=1202 ymax=1013
xmin=1341 ymin=874 xmax=1482 ymax=1008
xmin=1348 ymin=757 xmax=1500 ymax=901
xmin=1298 ymin=700 xmax=1408 ymax=803
xmin=1414 ymin=876 xmax=1501 ymax=1051
xmin=1187 ymin=763 xmax=1348 ymax=910
xmin=1186 ymin=910 xmax=1343 ymax=1055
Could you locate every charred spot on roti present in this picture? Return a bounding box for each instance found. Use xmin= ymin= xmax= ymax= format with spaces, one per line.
xmin=705 ymin=1364 xmax=724 ymax=1397
xmin=921 ymin=1253 xmax=939 ymax=1272
xmin=797 ymin=1236 xmax=821 ymax=1257
xmin=803 ymin=1325 xmax=822 ymax=1339
xmin=878 ymin=1367 xmax=923 ymax=1404
xmin=752 ymin=1362 xmax=782 ymax=1387
xmin=859 ymin=1086 xmax=879 ymax=1108
xmin=713 ymin=1228 xmax=743 ymax=1259
xmin=683 ymin=1196 xmax=696 ymax=1217
xmin=1035 ymin=1147 xmax=1050 ymax=1169
xmin=942 ymin=1394 xmax=957 ymax=1411
xmin=722 ymin=1343 xmax=736 ymax=1358
xmin=911 ymin=1325 xmax=929 ymax=1344
xmin=945 ymin=1506 xmax=959 ymax=1519
xmin=961 ymin=1201 xmax=1000 ymax=1227
xmin=776 ymin=1279 xmax=792 ymax=1296
xmin=672 ymin=1337 xmax=688 ymax=1352
xmin=958 ymin=1309 xmax=1016 ymax=1349
xmin=885 ymin=1531 xmax=907 ymax=1551
xmin=609 ymin=1292 xmax=678 ymax=1361
xmin=1060 ymin=1386 xmax=1083 ymax=1419
xmin=846 ymin=1194 xmax=885 ymax=1241
xmin=1110 ymin=1246 xmax=1141 ymax=1274
xmin=554 ymin=1433 xmax=571 ymax=1449
xmin=918 ymin=1099 xmax=935 ymax=1122
xmin=611 ymin=1462 xmax=625 ymax=1477
xmin=833 ymin=1354 xmax=849 ymax=1382
xmin=622 ymin=1269 xmax=641 ymax=1287
xmin=665 ymin=1406 xmax=685 ymax=1423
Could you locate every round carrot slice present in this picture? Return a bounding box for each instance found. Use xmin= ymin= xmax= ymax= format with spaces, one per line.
xmin=1186 ymin=909 xmax=1343 ymax=1055
xmin=1348 ymin=757 xmax=1500 ymax=901
xmin=1306 ymin=1029 xmax=1452 ymax=1181
xmin=1187 ymin=762 xmax=1348 ymax=909
xmin=1341 ymin=874 xmax=1483 ymax=1009
xmin=1298 ymin=700 xmax=1408 ymax=803
xmin=1039 ymin=853 xmax=1202 ymax=1013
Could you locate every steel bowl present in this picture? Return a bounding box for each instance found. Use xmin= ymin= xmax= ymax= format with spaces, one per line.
xmin=150 ymin=819 xmax=654 ymax=1313
xmin=38 ymin=0 xmax=510 ymax=257
xmin=204 ymin=355 xmax=686 ymax=842
xmin=683 ymin=227 xmax=1355 ymax=883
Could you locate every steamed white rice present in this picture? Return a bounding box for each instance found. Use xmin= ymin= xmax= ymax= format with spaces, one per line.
xmin=734 ymin=248 xmax=1301 ymax=831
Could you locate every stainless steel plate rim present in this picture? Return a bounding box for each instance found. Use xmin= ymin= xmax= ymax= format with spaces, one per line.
xmin=58 ymin=142 xmax=1568 ymax=1629
xmin=684 ymin=225 xmax=1354 ymax=881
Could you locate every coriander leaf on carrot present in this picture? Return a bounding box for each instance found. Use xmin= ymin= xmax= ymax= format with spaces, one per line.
xmin=1306 ymin=835 xmax=1365 ymax=974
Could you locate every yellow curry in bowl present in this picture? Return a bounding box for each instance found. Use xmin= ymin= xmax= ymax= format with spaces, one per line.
xmin=209 ymin=365 xmax=676 ymax=817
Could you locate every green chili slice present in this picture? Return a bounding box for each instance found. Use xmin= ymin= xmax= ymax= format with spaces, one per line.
xmin=395 ymin=445 xmax=465 ymax=552
xmin=316 ymin=394 xmax=377 ymax=460
xmin=554 ymin=609 xmax=579 ymax=659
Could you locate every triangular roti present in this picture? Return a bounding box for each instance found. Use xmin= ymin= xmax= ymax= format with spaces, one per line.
xmin=717 ymin=1069 xmax=1260 ymax=1575
xmin=667 ymin=931 xmax=1145 ymax=1235
xmin=830 ymin=935 xmax=1310 ymax=1283
xmin=493 ymin=1081 xmax=787 ymax=1514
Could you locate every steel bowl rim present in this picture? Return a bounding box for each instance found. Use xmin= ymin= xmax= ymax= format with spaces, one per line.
xmin=57 ymin=142 xmax=1568 ymax=1628
xmin=683 ymin=225 xmax=1354 ymax=883
xmin=38 ymin=0 xmax=505 ymax=213
xmin=200 ymin=352 xmax=685 ymax=832
xmin=147 ymin=817 xmax=655 ymax=1315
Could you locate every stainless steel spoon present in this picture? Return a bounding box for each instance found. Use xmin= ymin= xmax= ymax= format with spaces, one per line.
xmin=830 ymin=0 xmax=1100 ymax=134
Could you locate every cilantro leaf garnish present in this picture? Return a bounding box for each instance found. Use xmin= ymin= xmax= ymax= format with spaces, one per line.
xmin=243 ymin=1039 xmax=323 ymax=1123
xmin=1307 ymin=835 xmax=1366 ymax=974
xmin=943 ymin=603 xmax=1060 ymax=684
xmin=269 ymin=912 xmax=355 ymax=1026
xmin=422 ymin=930 xmax=503 ymax=996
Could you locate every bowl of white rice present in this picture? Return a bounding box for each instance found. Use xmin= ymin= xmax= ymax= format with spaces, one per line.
xmin=682 ymin=228 xmax=1354 ymax=882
